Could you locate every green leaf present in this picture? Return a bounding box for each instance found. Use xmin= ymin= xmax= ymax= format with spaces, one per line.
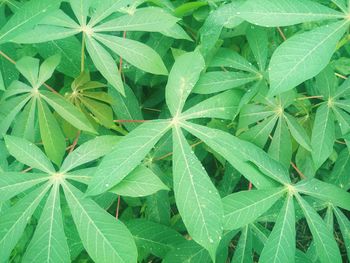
xmin=0 ymin=172 xmax=49 ymax=202
xmin=94 ymin=7 xmax=179 ymax=33
xmin=38 ymin=54 xmax=61 ymax=85
xmin=165 ymin=51 xmax=205 ymax=116
xmin=268 ymin=117 xmax=292 ymax=167
xmin=181 ymin=90 xmax=242 ymax=120
xmin=94 ymin=33 xmax=168 ymax=75
xmin=88 ymin=0 xmax=135 ymax=26
xmin=222 ymin=188 xmax=285 ymax=230
xmin=193 ymin=72 xmax=259 ymax=94
xmin=60 ymin=135 xmax=120 ymax=173
xmin=109 ymin=165 xmax=168 ymax=197
xmin=0 ymin=183 xmax=51 ymax=261
xmin=295 ymin=178 xmax=350 ymax=210
xmin=311 ymin=105 xmax=335 ymax=168
xmin=231 ymin=226 xmax=253 ymax=263
xmin=268 ymin=21 xmax=348 ymax=96
xmin=80 ymin=96 xmax=114 ymax=128
xmin=4 ymin=135 xmax=55 ymax=174
xmin=87 ymin=120 xmax=171 ymax=196
xmin=85 ymin=36 xmax=124 ymax=96
xmin=38 ymin=99 xmax=66 ymax=166
xmin=296 ymin=194 xmax=342 ymax=263
xmin=126 ymin=219 xmax=185 ymax=258
xmin=0 ymin=0 xmax=61 ymax=44
xmin=181 ymin=121 xmax=279 ymax=188
xmin=62 ymin=182 xmax=137 ymax=263
xmin=163 ymin=240 xmax=211 ymax=263
xmin=23 ymin=184 xmax=70 ymax=263
xmin=209 ymin=48 xmax=259 ymax=73
xmin=238 ymin=0 xmax=344 ymax=27
xmin=0 ymin=94 xmax=31 ymax=136
xmin=40 ymin=90 xmax=96 ymax=133
xmin=172 ymin=126 xmax=223 ymax=259
xmin=109 ymin=85 xmax=143 ymax=132
xmin=328 ymin=148 xmax=350 ymax=189
xmin=333 ymin=207 xmax=350 ymax=262
xmin=69 ymin=0 xmax=92 ymax=26
xmin=284 ymin=113 xmax=312 ymax=151
xmin=259 ymin=195 xmax=295 ymax=263
xmin=12 ymin=97 xmax=36 ymax=141
xmin=15 ymin=56 xmax=39 ymax=87
xmin=246 ymin=25 xmax=268 ymax=71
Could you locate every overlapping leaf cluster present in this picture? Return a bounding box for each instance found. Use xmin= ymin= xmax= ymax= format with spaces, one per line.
xmin=0 ymin=0 xmax=349 ymax=263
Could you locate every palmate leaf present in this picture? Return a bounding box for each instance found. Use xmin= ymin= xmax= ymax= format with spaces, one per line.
xmin=259 ymin=195 xmax=295 ymax=263
xmin=295 ymin=194 xmax=342 ymax=263
xmin=237 ymin=0 xmax=344 ymax=27
xmin=172 ymin=126 xmax=223 ymax=259
xmin=268 ymin=21 xmax=349 ymax=96
xmin=22 ymin=184 xmax=70 ymax=263
xmin=231 ymin=226 xmax=253 ymax=263
xmin=62 ymin=181 xmax=137 ymax=263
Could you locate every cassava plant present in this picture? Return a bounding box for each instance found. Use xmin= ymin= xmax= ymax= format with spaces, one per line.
xmin=0 ymin=0 xmax=349 ymax=263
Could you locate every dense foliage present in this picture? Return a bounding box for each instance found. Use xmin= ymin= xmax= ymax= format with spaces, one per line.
xmin=0 ymin=0 xmax=350 ymax=262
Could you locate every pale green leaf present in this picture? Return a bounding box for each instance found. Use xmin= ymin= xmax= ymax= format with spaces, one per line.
xmin=60 ymin=136 xmax=120 ymax=173
xmin=165 ymin=51 xmax=205 ymax=116
xmin=109 ymin=165 xmax=168 ymax=197
xmin=0 ymin=0 xmax=61 ymax=44
xmin=193 ymin=72 xmax=259 ymax=94
xmin=172 ymin=126 xmax=223 ymax=259
xmin=4 ymin=135 xmax=55 ymax=174
xmin=284 ymin=113 xmax=312 ymax=151
xmin=333 ymin=207 xmax=350 ymax=262
xmin=16 ymin=56 xmax=39 ymax=87
xmin=296 ymin=194 xmax=342 ymax=263
xmin=246 ymin=25 xmax=268 ymax=71
xmin=181 ymin=121 xmax=280 ymax=188
xmin=295 ymin=178 xmax=350 ymax=210
xmin=259 ymin=195 xmax=295 ymax=263
xmin=222 ymin=188 xmax=285 ymax=230
xmin=69 ymin=0 xmax=92 ymax=26
xmin=87 ymin=120 xmax=171 ymax=196
xmin=311 ymin=105 xmax=335 ymax=168
xmin=269 ymin=21 xmax=348 ymax=96
xmin=0 ymin=172 xmax=49 ymax=202
xmin=126 ymin=219 xmax=185 ymax=258
xmin=62 ymin=182 xmax=137 ymax=263
xmin=23 ymin=184 xmax=70 ymax=263
xmin=238 ymin=0 xmax=344 ymax=27
xmin=231 ymin=226 xmax=253 ymax=263
xmin=94 ymin=33 xmax=168 ymax=75
xmin=85 ymin=36 xmax=124 ymax=95
xmin=94 ymin=7 xmax=179 ymax=33
xmin=181 ymin=90 xmax=242 ymax=120
xmin=0 ymin=183 xmax=51 ymax=261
